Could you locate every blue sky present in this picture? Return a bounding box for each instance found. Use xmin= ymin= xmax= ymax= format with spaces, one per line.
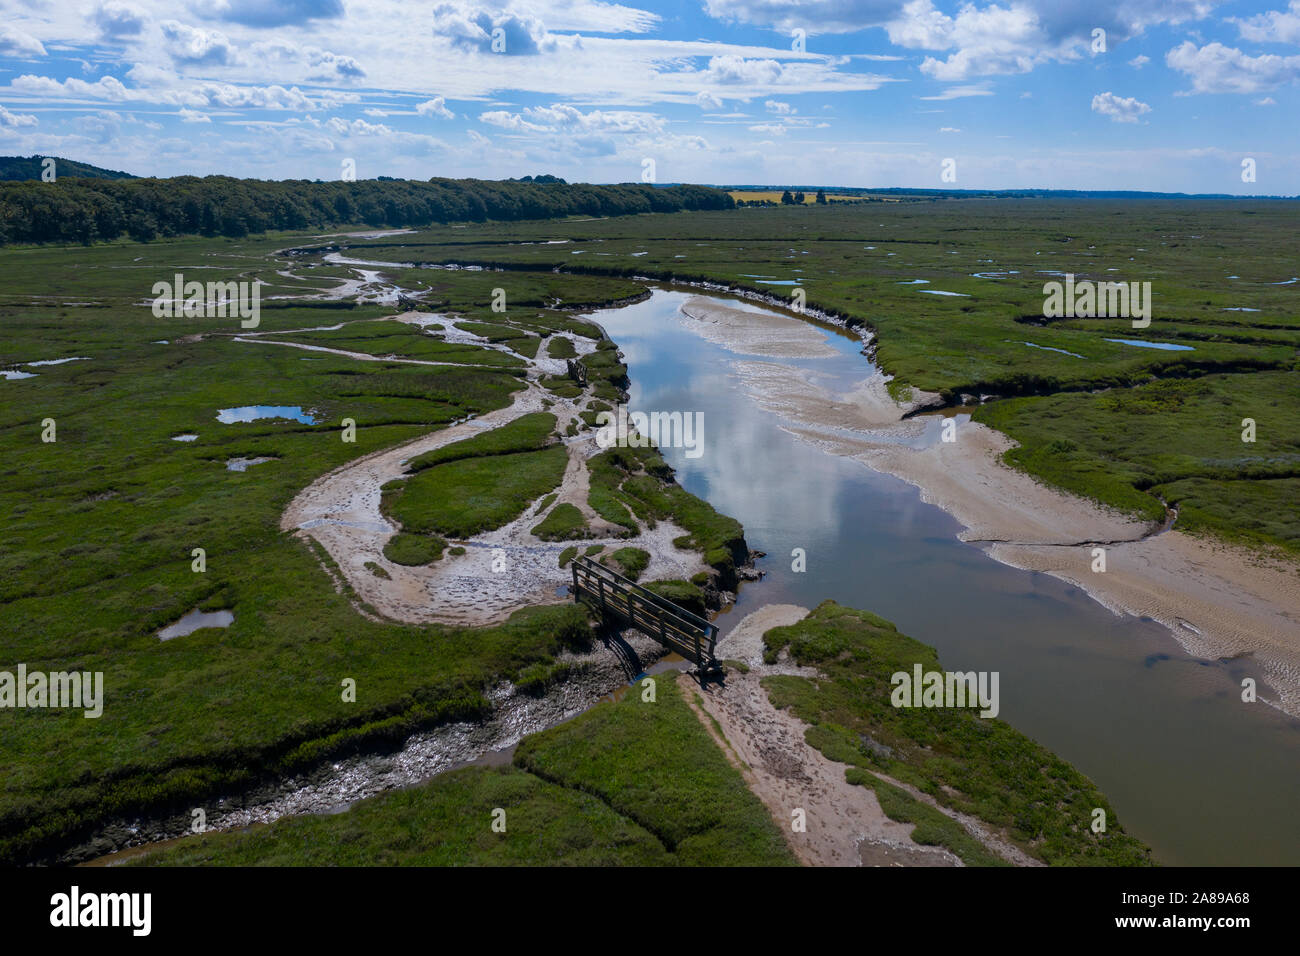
xmin=1 ymin=0 xmax=1297 ymax=192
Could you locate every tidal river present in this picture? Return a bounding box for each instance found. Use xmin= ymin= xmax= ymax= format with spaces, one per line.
xmin=594 ymin=287 xmax=1300 ymax=866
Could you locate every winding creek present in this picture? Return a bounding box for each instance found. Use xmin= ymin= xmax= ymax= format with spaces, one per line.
xmin=83 ymin=283 xmax=1300 ymax=866
xmin=595 ymin=288 xmax=1300 ymax=867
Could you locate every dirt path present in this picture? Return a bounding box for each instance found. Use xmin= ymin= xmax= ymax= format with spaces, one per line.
xmin=686 ymin=605 xmax=965 ymax=867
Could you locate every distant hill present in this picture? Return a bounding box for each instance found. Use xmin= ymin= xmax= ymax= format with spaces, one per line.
xmin=0 ymin=155 xmax=136 ymax=181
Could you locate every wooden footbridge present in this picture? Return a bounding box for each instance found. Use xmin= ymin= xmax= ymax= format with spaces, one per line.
xmin=570 ymin=556 xmax=720 ymax=674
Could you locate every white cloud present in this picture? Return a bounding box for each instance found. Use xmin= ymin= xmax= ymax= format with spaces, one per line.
xmin=479 ymin=103 xmax=663 ymax=134
xmin=160 ymin=21 xmax=239 ymax=66
xmin=0 ymin=25 xmax=47 ymax=57
xmin=705 ymin=55 xmax=785 ymax=86
xmin=252 ymin=40 xmax=365 ymax=81
xmin=0 ymin=104 xmax=39 ymax=128
xmin=919 ymin=85 xmax=993 ymax=100
xmin=1257 ymin=96 xmax=1277 ymax=104
xmin=431 ymin=2 xmax=557 ymax=56
xmin=1130 ymin=54 xmax=1150 ymax=68
xmin=704 ymin=0 xmax=906 ymax=34
xmin=91 ymin=2 xmax=147 ymax=39
xmin=748 ymin=123 xmax=787 ymax=134
xmin=1234 ymin=2 xmax=1300 ymax=45
xmin=695 ymin=90 xmax=723 ymax=109
xmin=1091 ymin=90 xmax=1152 ymax=122
xmin=939 ymin=126 xmax=960 ymax=132
xmin=178 ymin=107 xmax=211 ymax=123
xmin=416 ymin=96 xmax=455 ymax=119
xmin=765 ymin=99 xmax=795 ymax=114
xmin=1166 ymin=40 xmax=1300 ymax=94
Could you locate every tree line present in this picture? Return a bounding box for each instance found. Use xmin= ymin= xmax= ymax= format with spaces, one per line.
xmin=0 ymin=176 xmax=734 ymax=246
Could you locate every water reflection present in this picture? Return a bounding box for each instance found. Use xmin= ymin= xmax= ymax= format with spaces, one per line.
xmin=592 ymin=287 xmax=1300 ymax=866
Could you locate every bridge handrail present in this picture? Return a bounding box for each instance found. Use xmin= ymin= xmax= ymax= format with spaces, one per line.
xmin=570 ymin=556 xmax=717 ymax=636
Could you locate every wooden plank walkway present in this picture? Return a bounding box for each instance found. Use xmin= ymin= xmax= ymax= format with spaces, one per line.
xmin=570 ymin=556 xmax=720 ymax=673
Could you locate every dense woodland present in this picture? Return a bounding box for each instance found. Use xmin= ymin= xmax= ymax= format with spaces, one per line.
xmin=0 ymin=175 xmax=734 ymax=245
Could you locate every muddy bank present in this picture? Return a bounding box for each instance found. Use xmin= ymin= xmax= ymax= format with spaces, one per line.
xmin=67 ymin=627 xmax=673 ymax=865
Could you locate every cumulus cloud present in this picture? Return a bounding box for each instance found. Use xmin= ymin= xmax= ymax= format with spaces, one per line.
xmin=0 ymin=25 xmax=47 ymax=57
xmin=91 ymin=1 xmax=147 ymax=38
xmin=432 ymin=3 xmax=557 ymax=55
xmin=705 ymin=55 xmax=785 ymax=85
xmin=252 ymin=40 xmax=366 ymax=81
xmin=0 ymin=104 xmax=39 ymax=128
xmin=178 ymin=107 xmax=211 ymax=122
xmin=160 ymin=21 xmax=239 ymax=66
xmin=416 ymin=96 xmax=455 ymax=118
xmin=695 ymin=90 xmax=724 ymax=109
xmin=1129 ymin=54 xmax=1150 ymax=68
xmin=1233 ymin=1 xmax=1300 ymax=45
xmin=881 ymin=0 xmax=1222 ymax=81
xmin=765 ymin=99 xmax=795 ymax=114
xmin=1166 ymin=40 xmax=1300 ymax=93
xmin=1091 ymin=90 xmax=1152 ymax=122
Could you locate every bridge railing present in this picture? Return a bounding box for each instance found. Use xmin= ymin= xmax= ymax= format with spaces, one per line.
xmin=570 ymin=556 xmax=719 ymax=671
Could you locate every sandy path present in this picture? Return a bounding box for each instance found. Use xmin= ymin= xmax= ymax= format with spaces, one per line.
xmin=684 ymin=606 xmax=962 ymax=867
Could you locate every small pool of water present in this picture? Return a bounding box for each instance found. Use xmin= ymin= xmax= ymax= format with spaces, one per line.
xmin=158 ymin=609 xmax=234 ymax=641
xmin=28 ymin=357 xmax=90 ymax=366
xmin=217 ymin=405 xmax=318 ymax=425
xmin=897 ymin=279 xmax=930 ymax=285
xmin=1 ymin=369 xmax=37 ymax=380
xmin=226 ymin=457 xmax=275 ymax=472
xmin=171 ymin=434 xmax=198 ymax=442
xmin=1104 ymin=338 xmax=1195 ymax=351
xmin=920 ymin=290 xmax=970 ymax=297
xmin=1014 ymin=341 xmax=1085 ymax=358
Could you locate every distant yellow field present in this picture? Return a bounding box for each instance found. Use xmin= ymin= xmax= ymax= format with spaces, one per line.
xmin=727 ymin=190 xmax=855 ymax=203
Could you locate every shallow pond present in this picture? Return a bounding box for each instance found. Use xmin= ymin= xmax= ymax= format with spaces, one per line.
xmin=217 ymin=405 xmax=318 ymax=424
xmin=158 ymin=609 xmax=234 ymax=641
xmin=1104 ymin=338 xmax=1195 ymax=351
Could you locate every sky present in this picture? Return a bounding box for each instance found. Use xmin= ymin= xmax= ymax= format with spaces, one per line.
xmin=0 ymin=0 xmax=1297 ymax=192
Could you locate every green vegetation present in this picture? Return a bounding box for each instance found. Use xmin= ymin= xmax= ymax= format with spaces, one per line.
xmin=975 ymin=371 xmax=1300 ymax=551
xmin=546 ymin=335 xmax=576 ymax=359
xmin=406 ymin=412 xmax=556 ymax=471
xmin=384 ymin=444 xmax=568 ymax=538
xmin=588 ymin=445 xmax=746 ymax=585
xmin=132 ymin=670 xmax=794 ymax=866
xmin=557 ymin=546 xmax=579 ymax=569
xmin=761 ymin=602 xmax=1153 ymax=866
xmin=531 ymin=502 xmax=589 ymax=541
xmin=0 ymin=155 xmax=136 ymax=181
xmin=602 ymin=546 xmax=650 ymax=582
xmin=0 ymin=176 xmax=734 ymax=245
xmin=383 ymin=532 xmax=447 ymax=566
